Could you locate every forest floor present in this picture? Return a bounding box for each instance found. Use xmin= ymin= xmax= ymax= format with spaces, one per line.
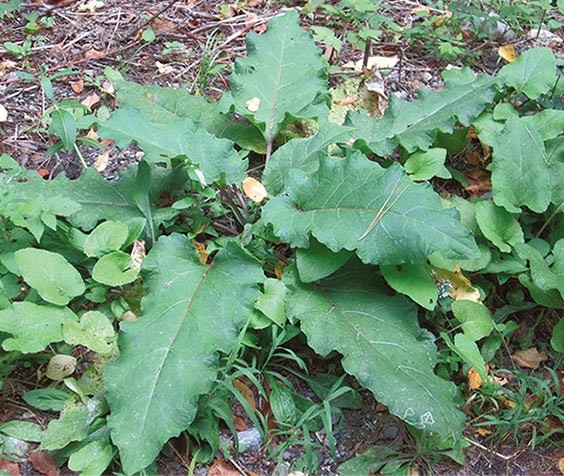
xmin=1 ymin=1 xmax=563 ymax=475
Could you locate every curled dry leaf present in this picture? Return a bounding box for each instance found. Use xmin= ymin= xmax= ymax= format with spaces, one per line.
xmin=93 ymin=150 xmax=111 ymax=172
xmin=498 ymin=44 xmax=518 ymax=63
xmin=28 ymin=452 xmax=59 ymax=476
xmin=208 ymin=459 xmax=239 ymax=476
xmin=81 ymin=92 xmax=100 ymax=108
xmin=191 ymin=240 xmax=208 ymax=265
xmin=45 ymin=354 xmax=76 ymax=380
xmin=475 ymin=428 xmax=492 ymax=437
xmin=70 ymin=79 xmax=84 ymax=94
xmin=84 ymin=48 xmax=105 ymax=60
xmin=468 ymin=367 xmax=483 ymax=390
xmin=511 ymin=347 xmax=547 ymax=369
xmin=77 ymin=0 xmax=105 ymax=13
xmin=242 ymin=177 xmax=268 ymax=203
xmin=245 ymin=97 xmax=261 ymax=113
xmin=130 ymin=240 xmax=146 ymax=271
xmin=559 ymin=458 xmax=564 ymax=476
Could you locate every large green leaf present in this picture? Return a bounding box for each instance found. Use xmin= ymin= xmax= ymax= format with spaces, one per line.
xmin=498 ymin=47 xmax=557 ymax=99
xmin=475 ymin=200 xmax=524 ymax=253
xmin=15 ymin=248 xmax=85 ymax=306
xmin=105 ymin=235 xmax=263 ymax=474
xmin=347 ymin=68 xmax=496 ymax=155
xmin=104 ymin=67 xmax=266 ymax=152
xmin=488 ymin=116 xmax=551 ymax=213
xmin=262 ymin=122 xmax=353 ymax=195
xmin=0 ymin=302 xmax=77 ymax=353
xmin=99 ymin=108 xmax=246 ymax=185
xmin=226 ymin=10 xmax=328 ymax=146
xmin=263 ymin=154 xmax=478 ymax=265
xmin=285 ymin=264 xmax=464 ymax=440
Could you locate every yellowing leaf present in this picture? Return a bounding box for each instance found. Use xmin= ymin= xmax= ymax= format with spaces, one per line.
xmin=245 ymin=97 xmax=261 ymax=113
xmin=242 ymin=177 xmax=268 ymax=203
xmin=435 ymin=266 xmax=481 ymax=302
xmin=191 ymin=240 xmax=208 ymax=265
xmin=468 ymin=367 xmax=483 ymax=390
xmin=130 ymin=240 xmax=146 ymax=271
xmin=511 ymin=347 xmax=547 ymax=369
xmin=475 ymin=428 xmax=492 ymax=437
xmin=498 ymin=44 xmax=518 ymax=63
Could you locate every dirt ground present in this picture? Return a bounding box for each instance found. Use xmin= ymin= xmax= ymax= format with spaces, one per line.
xmin=1 ymin=1 xmax=563 ymax=475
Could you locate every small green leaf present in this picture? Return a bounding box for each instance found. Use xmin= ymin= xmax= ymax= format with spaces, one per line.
xmin=49 ymin=109 xmax=77 ymax=151
xmin=296 ymin=237 xmax=352 ymax=283
xmin=269 ymin=380 xmax=297 ymax=427
xmin=41 ymin=397 xmax=90 ymax=451
xmin=63 ymin=311 xmax=117 ymax=355
xmin=489 ymin=116 xmax=551 ymax=213
xmin=451 ymin=301 xmax=494 ymax=341
xmin=0 ymin=303 xmax=77 ymax=353
xmin=515 ymin=243 xmax=564 ymax=299
xmin=452 ymin=333 xmax=487 ymax=381
xmin=499 ymin=47 xmax=557 ymax=99
xmin=15 ymin=248 xmax=85 ymax=306
xmin=23 ymin=389 xmax=70 ymax=412
xmin=381 ymin=263 xmax=437 ymax=310
xmin=404 ymin=148 xmax=451 ymax=181
xmin=83 ymin=221 xmax=129 ymax=257
xmin=551 ymin=319 xmax=564 ymax=353
xmin=92 ymin=251 xmax=139 ymax=286
xmin=68 ymin=441 xmax=114 ymax=476
xmin=255 ymin=278 xmax=287 ymax=327
xmin=475 ymin=200 xmax=523 ymax=253
xmin=0 ymin=421 xmax=44 ymax=443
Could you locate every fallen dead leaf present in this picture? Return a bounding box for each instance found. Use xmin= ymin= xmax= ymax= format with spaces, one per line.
xmin=155 ymin=61 xmax=174 ymax=75
xmin=70 ymin=78 xmax=84 ymax=93
xmin=468 ymin=367 xmax=483 ymax=390
xmin=0 ymin=458 xmax=20 ymax=476
xmin=85 ymin=128 xmax=98 ymax=140
xmin=559 ymin=458 xmax=564 ymax=476
xmin=233 ymin=415 xmax=247 ymax=431
xmin=77 ymin=0 xmax=104 ymax=13
xmin=0 ymin=60 xmax=17 ymax=76
xmin=435 ymin=266 xmax=481 ymax=302
xmin=498 ymin=44 xmax=518 ymax=62
xmin=475 ymin=428 xmax=492 ymax=437
xmin=511 ymin=347 xmax=547 ymax=369
xmin=233 ymin=378 xmax=256 ymax=412
xmin=84 ymin=48 xmax=105 ymax=60
xmin=0 ymin=104 xmax=8 ymax=122
xmin=344 ymin=55 xmax=399 ymax=71
xmin=93 ymin=150 xmax=111 ymax=172
xmin=28 ymin=452 xmax=58 ymax=476
xmin=101 ymin=80 xmax=114 ymax=94
xmin=242 ymin=177 xmax=268 ymax=203
xmin=208 ymin=458 xmax=239 ymax=476
xmin=37 ymin=168 xmax=50 ymax=178
xmin=333 ymin=97 xmax=358 ymax=106
xmin=191 ymin=240 xmax=208 ymax=265
xmin=120 ymin=311 xmax=137 ymax=322
xmin=130 ymin=240 xmax=146 ymax=271
xmin=81 ymin=92 xmax=100 ymax=109
xmin=245 ymin=12 xmax=259 ymax=30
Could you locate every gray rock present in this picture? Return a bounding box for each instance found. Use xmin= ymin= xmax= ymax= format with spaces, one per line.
xmin=383 ymin=424 xmax=400 ymax=440
xmin=193 ymin=467 xmax=208 ymax=476
xmin=237 ymin=427 xmax=263 ymax=452
xmin=527 ymin=28 xmax=562 ymax=44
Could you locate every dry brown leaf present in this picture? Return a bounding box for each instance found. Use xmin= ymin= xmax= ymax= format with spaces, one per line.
xmin=120 ymin=311 xmax=137 ymax=322
xmin=559 ymin=458 xmax=564 ymax=476
xmin=81 ymin=92 xmax=100 ymax=108
xmin=501 ymin=397 xmax=516 ymax=409
xmin=233 ymin=378 xmax=256 ymax=412
xmin=468 ymin=367 xmax=483 ymax=390
xmin=191 ymin=240 xmax=208 ymax=265
xmin=511 ymin=347 xmax=547 ymax=369
xmin=498 ymin=44 xmax=518 ymax=62
xmin=101 ymin=80 xmax=114 ymax=94
xmin=245 ymin=12 xmax=259 ymax=30
xmin=333 ymin=97 xmax=358 ymax=106
xmin=242 ymin=177 xmax=268 ymax=203
xmin=93 ymin=150 xmax=110 ymax=172
xmin=155 ymin=61 xmax=174 ymax=75
xmin=77 ymin=0 xmax=104 ymax=13
xmin=130 ymin=240 xmax=146 ymax=271
xmin=100 ymin=138 xmax=113 ymax=147
xmin=0 ymin=458 xmax=20 ymax=476
xmin=233 ymin=415 xmax=247 ymax=431
xmin=70 ymin=79 xmax=84 ymax=93
xmin=0 ymin=60 xmax=17 ymax=76
xmin=85 ymin=128 xmax=98 ymax=140
xmin=28 ymin=452 xmax=58 ymax=476
xmin=208 ymin=458 xmax=239 ymax=476
xmin=84 ymin=48 xmax=105 ymax=60
xmin=344 ymin=55 xmax=399 ymax=71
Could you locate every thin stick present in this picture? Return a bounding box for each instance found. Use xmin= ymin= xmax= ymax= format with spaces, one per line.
xmin=124 ymin=0 xmax=181 ymax=38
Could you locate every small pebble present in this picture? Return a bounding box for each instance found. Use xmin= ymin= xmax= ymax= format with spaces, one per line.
xmin=383 ymin=424 xmax=399 ymax=440
xmin=237 ymin=427 xmax=262 ymax=452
